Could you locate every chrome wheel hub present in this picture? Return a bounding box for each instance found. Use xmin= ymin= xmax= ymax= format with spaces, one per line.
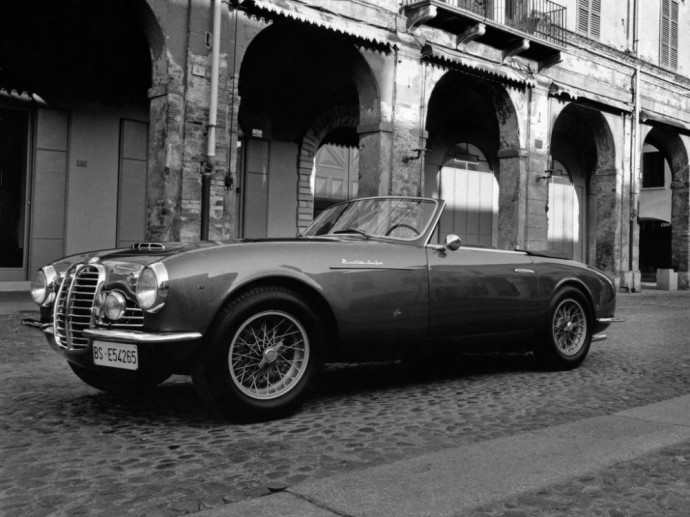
xmin=263 ymin=347 xmax=279 ymax=364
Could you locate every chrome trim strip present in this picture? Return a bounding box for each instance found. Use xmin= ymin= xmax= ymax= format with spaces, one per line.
xmin=83 ymin=328 xmax=202 ymax=344
xmin=597 ymin=317 xmax=625 ymax=323
xmin=329 ymin=266 xmax=419 ymax=271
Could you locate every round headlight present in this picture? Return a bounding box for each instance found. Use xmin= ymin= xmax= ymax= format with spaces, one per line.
xmin=30 ymin=271 xmax=48 ymax=305
xmin=104 ymin=291 xmax=127 ymax=320
xmin=136 ymin=263 xmax=168 ymax=312
xmin=30 ymin=266 xmax=59 ymax=307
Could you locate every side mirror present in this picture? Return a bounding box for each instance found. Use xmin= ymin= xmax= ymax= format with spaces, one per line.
xmin=445 ymin=234 xmax=462 ymax=251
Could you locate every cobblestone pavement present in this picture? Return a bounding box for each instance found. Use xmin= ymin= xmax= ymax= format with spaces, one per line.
xmin=1 ymin=290 xmax=690 ymax=516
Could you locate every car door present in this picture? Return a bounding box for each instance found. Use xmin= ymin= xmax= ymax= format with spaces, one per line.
xmin=426 ymin=245 xmax=539 ymax=340
xmin=321 ymin=242 xmax=430 ymax=350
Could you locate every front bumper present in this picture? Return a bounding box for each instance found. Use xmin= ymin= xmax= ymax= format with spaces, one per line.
xmin=591 ymin=316 xmax=625 ymax=343
xmin=22 ymin=318 xmax=201 ymax=344
xmin=83 ymin=328 xmax=202 ymax=344
xmin=22 ymin=318 xmax=203 ymax=374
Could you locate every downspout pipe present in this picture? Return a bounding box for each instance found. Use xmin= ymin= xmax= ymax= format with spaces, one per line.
xmin=629 ymin=0 xmax=640 ymax=275
xmin=630 ymin=64 xmax=640 ymax=271
xmin=201 ymin=0 xmax=223 ymax=240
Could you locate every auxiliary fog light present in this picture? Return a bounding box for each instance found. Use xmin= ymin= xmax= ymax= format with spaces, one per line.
xmin=104 ymin=291 xmax=127 ymax=321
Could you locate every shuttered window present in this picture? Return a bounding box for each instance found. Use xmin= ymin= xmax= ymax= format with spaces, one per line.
xmin=577 ymin=0 xmax=601 ymax=39
xmin=660 ymin=0 xmax=679 ymax=69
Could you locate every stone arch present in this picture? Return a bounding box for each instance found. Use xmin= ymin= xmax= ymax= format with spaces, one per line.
xmin=236 ymin=21 xmax=382 ymax=234
xmin=551 ymin=103 xmax=617 ymax=272
xmin=425 ymin=73 xmax=521 ymax=173
xmin=424 ymin=71 xmax=522 ymax=248
xmin=642 ymin=125 xmax=690 ymax=287
xmin=297 ymin=105 xmax=360 ymax=231
xmin=643 ymin=126 xmax=689 ymax=186
xmin=140 ymin=0 xmax=167 ymax=85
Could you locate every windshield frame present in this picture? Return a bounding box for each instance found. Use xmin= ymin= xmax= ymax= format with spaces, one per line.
xmin=303 ymin=196 xmax=443 ymax=246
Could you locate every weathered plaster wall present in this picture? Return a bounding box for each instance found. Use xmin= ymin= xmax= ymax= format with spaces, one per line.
xmin=135 ymin=0 xmax=690 ymax=291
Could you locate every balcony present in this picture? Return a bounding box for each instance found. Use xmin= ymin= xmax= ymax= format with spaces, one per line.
xmin=403 ymin=0 xmax=566 ymax=66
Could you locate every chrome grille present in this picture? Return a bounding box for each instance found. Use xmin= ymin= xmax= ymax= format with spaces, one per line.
xmin=53 ymin=262 xmax=147 ymax=350
xmin=54 ymin=264 xmax=103 ymax=350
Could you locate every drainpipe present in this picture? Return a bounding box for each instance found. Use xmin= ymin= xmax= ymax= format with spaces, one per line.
xmin=630 ymin=65 xmax=640 ymax=272
xmin=629 ymin=0 xmax=640 ymax=275
xmin=201 ymin=0 xmax=223 ymax=240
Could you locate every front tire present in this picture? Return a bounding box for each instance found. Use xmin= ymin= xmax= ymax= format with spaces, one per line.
xmin=193 ymin=286 xmax=321 ymax=421
xmin=536 ymin=287 xmax=592 ymax=370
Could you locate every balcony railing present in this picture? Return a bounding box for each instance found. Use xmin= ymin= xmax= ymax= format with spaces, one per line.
xmin=404 ymin=0 xmax=566 ymax=47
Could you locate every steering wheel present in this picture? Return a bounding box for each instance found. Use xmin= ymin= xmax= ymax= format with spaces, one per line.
xmin=385 ymin=223 xmax=420 ymax=236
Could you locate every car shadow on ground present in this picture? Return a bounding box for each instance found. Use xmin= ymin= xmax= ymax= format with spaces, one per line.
xmin=315 ymin=352 xmax=539 ymax=397
xmin=65 ymin=352 xmax=541 ymax=424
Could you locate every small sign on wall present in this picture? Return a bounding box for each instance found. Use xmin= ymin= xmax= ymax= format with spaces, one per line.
xmin=76 ymin=160 xmax=88 ymax=167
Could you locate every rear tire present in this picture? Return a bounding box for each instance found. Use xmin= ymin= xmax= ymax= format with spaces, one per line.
xmin=192 ymin=286 xmax=322 ymax=421
xmin=535 ymin=287 xmax=592 ymax=370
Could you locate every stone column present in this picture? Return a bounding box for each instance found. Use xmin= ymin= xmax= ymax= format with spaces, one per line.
xmin=356 ymin=48 xmax=395 ymax=197
xmin=389 ymin=47 xmax=428 ymax=196
xmin=146 ymin=79 xmax=185 ymax=242
xmin=497 ymin=150 xmax=528 ymax=250
xmin=671 ymin=178 xmax=690 ymax=289
xmin=525 ymin=84 xmax=550 ymax=251
xmin=592 ymin=168 xmax=619 ymax=276
xmin=358 ymin=122 xmax=394 ymax=197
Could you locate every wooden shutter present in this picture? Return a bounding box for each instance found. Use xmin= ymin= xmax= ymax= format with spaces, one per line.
xmin=670 ymin=0 xmax=679 ymax=69
xmin=577 ymin=0 xmax=601 ymax=39
xmin=661 ymin=0 xmax=671 ymax=66
xmin=661 ymin=0 xmax=679 ymax=69
xmin=577 ymin=0 xmax=589 ymax=33
xmin=590 ymin=0 xmax=601 ymax=39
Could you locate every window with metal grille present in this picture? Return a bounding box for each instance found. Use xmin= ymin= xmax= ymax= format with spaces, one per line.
xmin=660 ymin=0 xmax=679 ymax=69
xmin=577 ymin=0 xmax=601 ymax=39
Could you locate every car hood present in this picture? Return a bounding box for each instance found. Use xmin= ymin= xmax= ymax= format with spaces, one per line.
xmin=50 ymin=237 xmax=344 ymax=271
xmin=48 ymin=241 xmax=224 ymax=271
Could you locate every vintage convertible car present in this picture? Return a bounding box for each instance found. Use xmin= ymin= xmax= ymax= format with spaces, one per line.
xmin=24 ymin=196 xmax=620 ymax=419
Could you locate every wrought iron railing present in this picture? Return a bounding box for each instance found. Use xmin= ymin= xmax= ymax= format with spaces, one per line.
xmin=405 ymin=0 xmax=567 ymax=47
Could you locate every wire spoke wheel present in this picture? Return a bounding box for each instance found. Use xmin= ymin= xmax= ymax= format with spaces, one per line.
xmin=229 ymin=310 xmax=310 ymax=400
xmin=551 ymin=298 xmax=587 ymax=357
xmin=536 ymin=287 xmax=592 ymax=371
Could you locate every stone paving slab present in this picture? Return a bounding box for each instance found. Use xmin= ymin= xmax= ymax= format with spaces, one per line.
xmin=197 ymin=395 xmax=690 ymax=517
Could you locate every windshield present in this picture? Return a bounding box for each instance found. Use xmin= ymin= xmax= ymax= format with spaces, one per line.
xmin=303 ymin=197 xmax=438 ymax=240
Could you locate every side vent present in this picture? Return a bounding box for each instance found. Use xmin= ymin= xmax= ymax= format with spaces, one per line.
xmin=131 ymin=242 xmax=167 ymax=252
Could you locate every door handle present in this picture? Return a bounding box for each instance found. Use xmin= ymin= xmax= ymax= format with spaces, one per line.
xmin=514 ymin=268 xmax=535 ymax=274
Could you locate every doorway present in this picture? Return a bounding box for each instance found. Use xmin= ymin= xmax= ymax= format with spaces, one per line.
xmin=547 ymin=160 xmax=585 ymax=261
xmin=313 ymin=144 xmax=359 ymax=217
xmin=438 ymin=143 xmax=497 ymax=247
xmin=0 ymin=106 xmax=30 ymax=279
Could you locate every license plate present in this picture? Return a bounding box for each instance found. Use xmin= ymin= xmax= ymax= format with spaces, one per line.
xmin=93 ymin=341 xmax=139 ymax=371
